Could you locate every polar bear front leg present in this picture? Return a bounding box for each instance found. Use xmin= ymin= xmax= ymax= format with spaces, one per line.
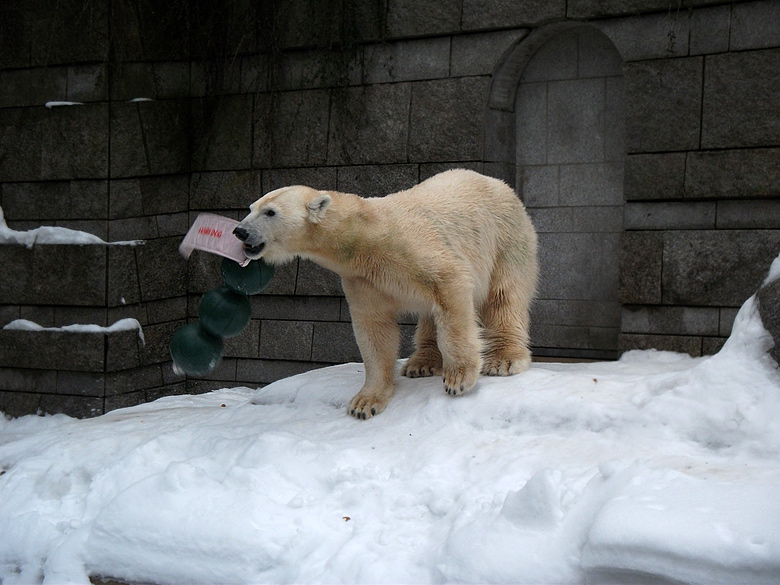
xmin=343 ymin=279 xmax=400 ymax=419
xmin=433 ymin=282 xmax=482 ymax=396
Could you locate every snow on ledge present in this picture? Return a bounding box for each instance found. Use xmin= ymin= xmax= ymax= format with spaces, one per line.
xmin=3 ymin=318 xmax=145 ymax=345
xmin=0 ymin=206 xmax=142 ymax=248
xmin=45 ymin=101 xmax=84 ymax=108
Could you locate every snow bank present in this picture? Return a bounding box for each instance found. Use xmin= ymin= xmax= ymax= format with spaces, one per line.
xmin=0 ymin=206 xmax=142 ymax=248
xmin=0 ymin=271 xmax=778 ymax=583
xmin=2 ymin=318 xmax=145 ymax=345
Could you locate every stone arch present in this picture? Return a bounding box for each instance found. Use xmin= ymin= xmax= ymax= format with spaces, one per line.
xmin=486 ymin=24 xmax=625 ymax=360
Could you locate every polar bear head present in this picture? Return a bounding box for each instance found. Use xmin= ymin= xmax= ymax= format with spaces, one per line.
xmin=234 ymin=185 xmax=332 ymax=265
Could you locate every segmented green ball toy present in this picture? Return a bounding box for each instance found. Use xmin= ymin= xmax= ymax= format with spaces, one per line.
xmin=170 ymin=257 xmax=274 ymax=376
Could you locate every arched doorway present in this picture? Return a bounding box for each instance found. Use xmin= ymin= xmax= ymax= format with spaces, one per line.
xmin=515 ymin=26 xmax=625 ymax=359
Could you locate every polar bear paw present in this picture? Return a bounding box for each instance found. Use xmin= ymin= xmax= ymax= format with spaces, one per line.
xmin=402 ymin=352 xmax=443 ymax=378
xmin=481 ymin=352 xmax=531 ymax=376
xmin=348 ymin=391 xmax=390 ymax=420
xmin=443 ymin=364 xmax=479 ymax=396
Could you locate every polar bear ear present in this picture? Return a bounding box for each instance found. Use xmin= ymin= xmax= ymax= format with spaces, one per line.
xmin=307 ymin=193 xmax=331 ymax=224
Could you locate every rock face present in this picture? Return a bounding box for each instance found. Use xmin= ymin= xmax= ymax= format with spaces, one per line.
xmin=757 ymin=262 xmax=780 ymax=366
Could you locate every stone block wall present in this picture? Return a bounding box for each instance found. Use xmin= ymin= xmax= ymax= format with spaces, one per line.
xmin=1 ymin=0 xmax=779 ymax=416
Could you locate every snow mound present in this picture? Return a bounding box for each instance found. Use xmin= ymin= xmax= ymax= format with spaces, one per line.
xmin=0 ymin=284 xmax=779 ymax=583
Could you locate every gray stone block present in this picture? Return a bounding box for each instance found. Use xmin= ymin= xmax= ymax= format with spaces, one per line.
xmin=559 ymin=162 xmax=623 ymax=206
xmin=109 ymin=216 xmax=158 ymax=241
xmin=595 ymin=11 xmax=689 ymax=61
xmin=263 ymin=167 xmax=338 ymax=193
xmin=758 ymin=277 xmax=780 ymax=365
xmin=0 ymin=367 xmax=56 ymax=393
xmin=192 ymin=95 xmax=252 ymax=171
xmin=135 ymin=237 xmax=187 ymax=302
xmin=236 ymin=359 xmax=325 ymax=386
xmin=109 ymin=179 xmax=144 ymax=219
xmin=156 ymin=213 xmax=189 ymax=238
xmin=0 ymin=4 xmax=30 ymax=69
xmin=716 ymin=200 xmax=780 ymax=229
xmin=625 ymin=57 xmax=702 ymax=153
xmin=462 ymin=0 xmax=564 ymax=30
xmin=190 ymin=60 xmax=243 ymax=97
xmin=144 ymin=297 xmax=186 ymax=324
xmin=536 ymin=232 xmax=620 ymax=301
xmin=311 ymin=322 xmax=361 ymax=363
xmin=619 ymin=231 xmax=663 ymax=304
xmin=409 ymin=77 xmax=488 ymax=162
xmin=53 ymin=307 xmax=107 ymax=327
xmin=662 ymin=230 xmax=780 ymax=307
xmin=684 ymin=148 xmax=780 ymax=199
xmin=521 ymin=166 xmax=559 ymax=207
xmin=0 ymin=330 xmax=105 ymax=372
xmin=56 ymin=371 xmax=105 ymax=397
xmin=240 ymin=55 xmax=269 ymax=93
xmin=689 ymin=5 xmax=730 ymax=55
xmin=107 ymin=245 xmax=141 ymax=307
xmin=0 ymin=390 xmax=42 ymax=419
xmin=568 ymin=0 xmax=674 ymax=19
xmin=141 ymin=175 xmax=189 ymax=215
xmin=619 ymin=333 xmax=702 ymax=357
xmin=251 ymin=296 xmax=342 ymax=322
xmin=105 ymin=365 xmax=164 ymax=396
xmin=624 ymin=153 xmax=686 ymax=201
xmin=2 ymin=180 xmax=108 ymax=221
xmin=190 ymin=171 xmax=256 ymax=210
xmin=0 ymin=104 xmax=109 ymax=181
xmin=702 ymin=337 xmax=726 ymax=356
xmin=105 ymin=391 xmax=146 ymax=413
xmin=0 ymin=67 xmax=67 ymax=107
xmin=296 ymin=260 xmax=344 ymax=296
xmin=39 ymin=394 xmax=104 ymax=418
xmin=386 ymin=0 xmax=462 ymax=37
xmin=452 ymin=30 xmax=528 ymax=77
xmin=420 ymin=162 xmax=483 ymax=182
xmin=533 ymin=299 xmax=621 ymax=328
xmin=20 ymin=306 xmax=55 ymax=327
xmin=274 ymin=49 xmax=362 ymax=92
xmin=516 ymin=81 xmax=547 ymax=166
xmin=140 ymin=320 xmax=185 ymax=366
xmin=731 ymin=1 xmax=780 ymax=50
xmin=363 ymin=38 xmax=450 ymax=84
xmin=520 ymin=29 xmax=579 ymax=83
xmin=253 ymin=90 xmax=330 ymax=168
xmin=106 ymin=329 xmax=144 ymax=372
xmin=337 ymin=165 xmax=419 ymax=196
xmin=111 ymin=100 xmax=189 ymax=177
xmin=484 ymin=108 xmax=514 ymax=165
xmin=547 ymin=78 xmax=605 ymax=164
xmin=621 ymin=305 xmax=719 ymax=336
xmin=0 ymin=306 xmax=20 ymax=328
xmin=259 ymin=320 xmax=313 ymax=361
xmin=719 ymin=308 xmax=739 ymax=337
xmin=624 ymin=201 xmax=716 ymax=230
xmin=328 ymin=84 xmax=411 ymax=165
xmin=224 ymin=320 xmax=260 ymax=359
xmin=702 ymin=49 xmax=780 ymax=149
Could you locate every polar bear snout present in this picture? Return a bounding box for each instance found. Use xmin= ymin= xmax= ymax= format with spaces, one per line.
xmin=233 ymin=226 xmax=249 ymax=241
xmin=233 ymin=224 xmax=266 ymax=258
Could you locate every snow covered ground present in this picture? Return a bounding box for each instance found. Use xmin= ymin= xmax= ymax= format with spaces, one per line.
xmin=1 ymin=281 xmax=779 ymax=584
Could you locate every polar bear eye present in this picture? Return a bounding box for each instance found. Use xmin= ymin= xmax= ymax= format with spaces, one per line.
xmin=264 ymin=209 xmax=276 ymax=217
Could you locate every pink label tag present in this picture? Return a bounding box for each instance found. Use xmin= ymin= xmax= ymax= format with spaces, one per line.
xmin=179 ymin=214 xmax=250 ymax=267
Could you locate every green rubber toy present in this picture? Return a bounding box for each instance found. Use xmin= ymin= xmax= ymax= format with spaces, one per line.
xmin=198 ymin=286 xmax=252 ymax=338
xmin=221 ymin=257 xmax=274 ymax=295
xmin=170 ymin=322 xmax=224 ymax=376
xmin=170 ymin=257 xmax=273 ymax=377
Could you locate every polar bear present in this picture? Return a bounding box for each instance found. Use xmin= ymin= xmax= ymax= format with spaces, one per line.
xmin=234 ymin=169 xmax=538 ymax=419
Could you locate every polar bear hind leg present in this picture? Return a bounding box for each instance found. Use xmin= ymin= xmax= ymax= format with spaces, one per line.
xmin=480 ymin=253 xmax=535 ymax=376
xmin=401 ymin=315 xmax=442 ymax=378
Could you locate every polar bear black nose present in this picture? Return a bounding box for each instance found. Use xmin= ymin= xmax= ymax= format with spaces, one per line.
xmin=233 ymin=226 xmax=249 ymax=241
